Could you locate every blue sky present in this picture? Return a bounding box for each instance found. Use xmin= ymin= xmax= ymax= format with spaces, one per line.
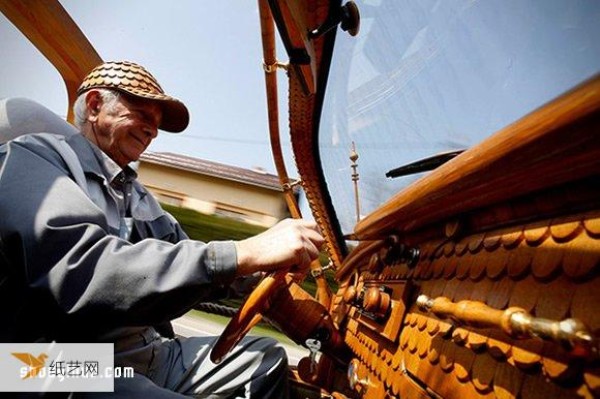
xmin=0 ymin=1 xmax=292 ymax=174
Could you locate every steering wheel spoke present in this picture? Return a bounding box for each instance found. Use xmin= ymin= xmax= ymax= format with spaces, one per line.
xmin=210 ymin=270 xmax=290 ymax=363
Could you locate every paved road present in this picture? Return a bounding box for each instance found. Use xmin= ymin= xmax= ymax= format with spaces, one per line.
xmin=172 ymin=314 xmax=309 ymax=365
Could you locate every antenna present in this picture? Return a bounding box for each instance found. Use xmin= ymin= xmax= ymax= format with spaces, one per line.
xmin=350 ymin=141 xmax=361 ymax=223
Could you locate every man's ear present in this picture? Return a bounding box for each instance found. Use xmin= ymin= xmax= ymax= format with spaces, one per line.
xmin=85 ymin=91 xmax=102 ymax=122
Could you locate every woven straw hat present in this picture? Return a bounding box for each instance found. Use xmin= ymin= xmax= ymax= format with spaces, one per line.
xmin=77 ymin=61 xmax=189 ymax=132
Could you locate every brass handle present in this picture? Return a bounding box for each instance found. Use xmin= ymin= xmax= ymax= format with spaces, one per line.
xmin=416 ymin=295 xmax=598 ymax=359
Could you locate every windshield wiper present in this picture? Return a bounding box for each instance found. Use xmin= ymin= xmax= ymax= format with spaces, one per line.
xmin=385 ymin=149 xmax=465 ymax=178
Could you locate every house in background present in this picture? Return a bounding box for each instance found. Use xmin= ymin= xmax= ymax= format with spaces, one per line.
xmin=137 ymin=152 xmax=294 ymax=227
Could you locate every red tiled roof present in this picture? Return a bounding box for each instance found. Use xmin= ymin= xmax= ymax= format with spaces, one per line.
xmin=139 ymin=151 xmax=286 ymax=191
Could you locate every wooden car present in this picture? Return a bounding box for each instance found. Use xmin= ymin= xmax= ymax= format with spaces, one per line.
xmin=2 ymin=1 xmax=599 ymax=398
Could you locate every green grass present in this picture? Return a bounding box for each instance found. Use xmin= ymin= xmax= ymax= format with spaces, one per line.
xmin=162 ymin=204 xmax=266 ymax=242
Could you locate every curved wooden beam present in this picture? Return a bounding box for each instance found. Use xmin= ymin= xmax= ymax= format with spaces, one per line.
xmin=259 ymin=0 xmax=300 ymax=219
xmin=0 ymin=0 xmax=102 ymax=122
xmin=259 ymin=0 xmax=332 ymax=308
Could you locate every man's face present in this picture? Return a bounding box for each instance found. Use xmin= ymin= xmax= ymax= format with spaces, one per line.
xmin=91 ymin=93 xmax=162 ymax=167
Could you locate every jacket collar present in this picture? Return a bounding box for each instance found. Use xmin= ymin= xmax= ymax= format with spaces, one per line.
xmin=66 ymin=134 xmax=138 ymax=185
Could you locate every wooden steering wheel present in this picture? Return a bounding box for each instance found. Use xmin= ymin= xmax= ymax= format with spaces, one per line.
xmin=209 ymin=270 xmax=290 ymax=363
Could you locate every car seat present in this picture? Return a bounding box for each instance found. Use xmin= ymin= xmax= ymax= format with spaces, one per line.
xmin=0 ymin=97 xmax=77 ymax=144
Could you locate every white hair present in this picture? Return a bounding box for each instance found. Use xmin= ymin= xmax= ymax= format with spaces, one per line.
xmin=73 ymin=89 xmax=121 ymax=129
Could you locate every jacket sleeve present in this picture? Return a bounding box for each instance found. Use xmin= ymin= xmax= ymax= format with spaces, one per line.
xmin=0 ymin=140 xmax=237 ymax=328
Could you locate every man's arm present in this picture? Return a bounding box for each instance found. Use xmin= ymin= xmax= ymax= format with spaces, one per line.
xmin=0 ymin=139 xmax=324 ymax=331
xmin=0 ymin=141 xmax=236 ymax=328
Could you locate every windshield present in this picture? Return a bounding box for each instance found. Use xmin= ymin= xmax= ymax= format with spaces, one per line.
xmin=319 ymin=0 xmax=600 ymax=236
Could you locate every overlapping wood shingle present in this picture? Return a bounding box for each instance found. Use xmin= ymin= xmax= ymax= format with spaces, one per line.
xmin=341 ymin=210 xmax=600 ymax=398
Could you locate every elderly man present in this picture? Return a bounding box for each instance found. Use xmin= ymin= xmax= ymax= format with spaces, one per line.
xmin=0 ymin=61 xmax=324 ymax=398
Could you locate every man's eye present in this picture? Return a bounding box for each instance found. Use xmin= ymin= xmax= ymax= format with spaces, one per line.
xmin=132 ymin=111 xmax=146 ymax=121
xmin=139 ymin=112 xmax=152 ymax=124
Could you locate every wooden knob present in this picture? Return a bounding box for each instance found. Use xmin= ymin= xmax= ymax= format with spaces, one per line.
xmin=343 ymin=286 xmax=358 ymax=304
xmin=363 ymin=287 xmax=391 ymax=316
xmin=368 ymin=253 xmax=383 ymax=273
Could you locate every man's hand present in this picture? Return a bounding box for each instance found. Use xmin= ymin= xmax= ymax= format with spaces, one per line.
xmin=234 ymin=219 xmax=325 ymax=276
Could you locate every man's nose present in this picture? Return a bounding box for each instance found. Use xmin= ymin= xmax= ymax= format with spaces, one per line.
xmin=144 ymin=125 xmax=158 ymax=139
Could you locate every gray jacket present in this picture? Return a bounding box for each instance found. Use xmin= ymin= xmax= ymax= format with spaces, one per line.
xmin=0 ymin=133 xmax=237 ymax=342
